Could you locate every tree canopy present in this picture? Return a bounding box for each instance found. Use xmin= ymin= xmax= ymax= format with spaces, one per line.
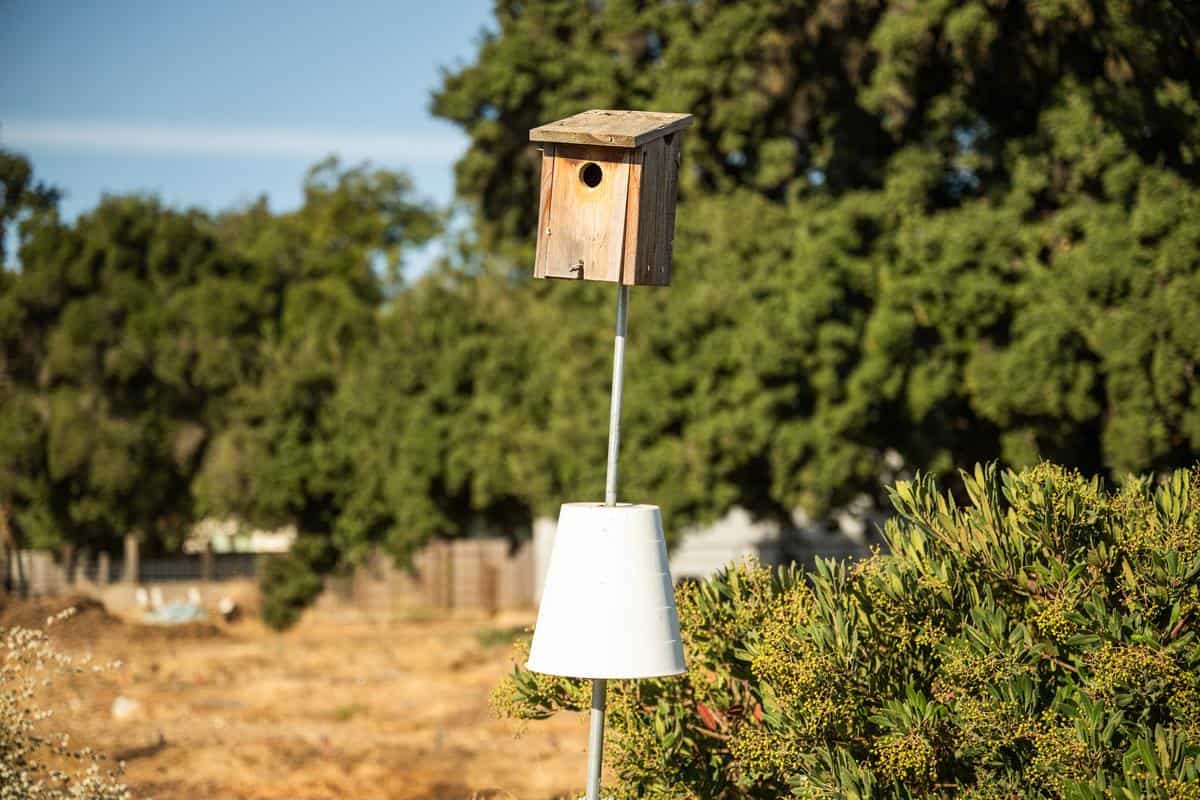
xmin=427 ymin=0 xmax=1200 ymax=525
xmin=0 ymin=156 xmax=438 ymax=555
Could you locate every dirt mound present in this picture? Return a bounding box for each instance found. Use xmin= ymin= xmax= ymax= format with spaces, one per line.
xmin=0 ymin=595 xmax=223 ymax=642
xmin=0 ymin=594 xmax=121 ymax=638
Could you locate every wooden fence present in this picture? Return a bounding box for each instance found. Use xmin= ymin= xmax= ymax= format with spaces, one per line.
xmin=314 ymin=538 xmax=535 ymax=618
xmin=5 ymin=536 xmax=536 ymax=617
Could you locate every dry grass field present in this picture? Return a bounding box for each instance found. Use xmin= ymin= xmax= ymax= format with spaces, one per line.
xmin=8 ymin=597 xmax=584 ymax=799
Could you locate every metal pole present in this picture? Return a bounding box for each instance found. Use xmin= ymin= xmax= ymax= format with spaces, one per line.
xmin=586 ymin=282 xmax=629 ymax=800
xmin=604 ymin=285 xmax=630 ymax=507
xmin=585 ymin=678 xmax=608 ymax=800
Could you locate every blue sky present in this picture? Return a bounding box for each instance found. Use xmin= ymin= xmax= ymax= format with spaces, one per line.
xmin=0 ymin=0 xmax=494 ymax=228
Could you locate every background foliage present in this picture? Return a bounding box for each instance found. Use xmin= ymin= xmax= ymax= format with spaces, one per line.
xmin=493 ymin=462 xmax=1200 ymax=799
xmin=1 ymin=0 xmax=1199 ymax=624
xmin=0 ymin=155 xmax=438 ymax=566
xmin=432 ymin=0 xmax=1200 ymax=522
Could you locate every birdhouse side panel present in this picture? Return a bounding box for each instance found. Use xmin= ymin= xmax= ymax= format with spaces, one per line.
xmin=533 ymin=143 xmax=557 ymax=279
xmin=534 ymin=144 xmax=632 ymax=282
xmin=658 ymin=132 xmax=683 ymax=283
xmin=624 ymin=133 xmax=681 ymax=286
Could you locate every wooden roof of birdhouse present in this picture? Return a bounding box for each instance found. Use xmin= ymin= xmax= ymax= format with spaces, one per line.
xmin=530 ymin=110 xmax=693 ymax=148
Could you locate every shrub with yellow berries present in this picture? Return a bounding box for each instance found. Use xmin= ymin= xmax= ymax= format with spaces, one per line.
xmin=493 ymin=463 xmax=1200 ymax=798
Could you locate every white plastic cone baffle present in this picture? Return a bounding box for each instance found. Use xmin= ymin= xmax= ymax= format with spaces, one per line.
xmin=527 ymin=503 xmax=686 ymax=679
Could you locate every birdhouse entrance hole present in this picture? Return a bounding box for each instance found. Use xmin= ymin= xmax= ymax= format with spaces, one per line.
xmin=579 ymin=162 xmax=603 ymax=188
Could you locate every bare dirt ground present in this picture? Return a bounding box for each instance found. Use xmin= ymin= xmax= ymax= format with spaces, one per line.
xmin=13 ymin=597 xmax=585 ymax=799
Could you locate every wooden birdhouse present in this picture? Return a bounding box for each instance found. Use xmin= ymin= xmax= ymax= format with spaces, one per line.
xmin=531 ymin=110 xmax=692 ymax=286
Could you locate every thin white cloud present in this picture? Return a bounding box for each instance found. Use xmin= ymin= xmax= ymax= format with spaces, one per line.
xmin=0 ymin=119 xmax=467 ymax=163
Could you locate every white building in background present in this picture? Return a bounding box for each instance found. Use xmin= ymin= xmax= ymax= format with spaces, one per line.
xmin=668 ymin=507 xmax=784 ymax=580
xmin=184 ymin=518 xmax=296 ymax=554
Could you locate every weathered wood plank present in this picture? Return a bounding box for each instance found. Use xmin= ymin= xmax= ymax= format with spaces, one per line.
xmin=633 ymin=136 xmax=664 ymax=284
xmin=532 ymin=143 xmax=557 ymax=279
xmin=657 ymin=132 xmax=683 ymax=285
xmin=541 ymin=144 xmax=631 ymax=282
xmin=620 ymin=148 xmax=644 ymax=285
xmin=531 ymin=110 xmax=693 ymax=148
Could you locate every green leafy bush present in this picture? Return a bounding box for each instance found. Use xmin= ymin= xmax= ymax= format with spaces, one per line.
xmin=258 ymin=534 xmax=336 ymax=630
xmin=493 ymin=463 xmax=1200 ymax=798
xmin=259 ymin=554 xmax=322 ymax=631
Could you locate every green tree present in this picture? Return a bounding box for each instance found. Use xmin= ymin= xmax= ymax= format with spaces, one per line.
xmin=1 ymin=189 xmax=242 ymax=552
xmin=428 ymin=0 xmax=1200 ymax=525
xmin=437 ymin=0 xmax=1199 ymax=248
xmin=323 ymin=268 xmax=547 ymax=563
xmin=190 ymin=160 xmax=440 ymax=625
xmin=1 ymin=152 xmax=439 ymax=566
xmin=0 ymin=152 xmax=61 ymax=548
xmin=1 ymin=150 xmax=59 ymax=265
xmin=194 ymin=158 xmax=440 ymax=535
